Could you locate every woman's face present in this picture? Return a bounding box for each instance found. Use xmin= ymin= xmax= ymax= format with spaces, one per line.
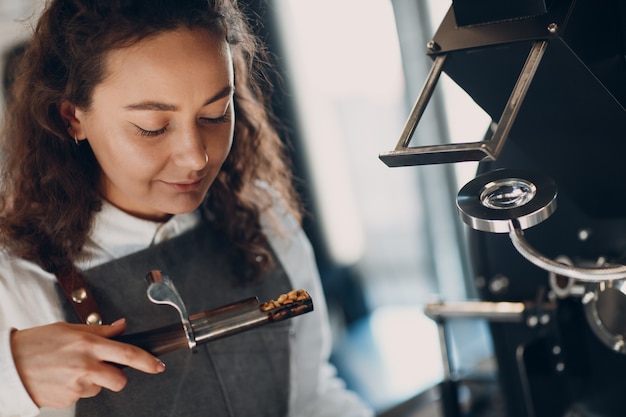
xmin=68 ymin=29 xmax=235 ymax=221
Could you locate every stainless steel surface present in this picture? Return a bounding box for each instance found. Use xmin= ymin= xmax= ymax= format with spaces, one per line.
xmin=510 ymin=226 xmax=626 ymax=281
xmin=458 ymin=169 xmax=626 ymax=281
xmin=190 ymin=293 xmax=314 ymax=344
xmin=487 ymin=40 xmax=548 ymax=159
xmin=145 ymin=270 xmax=197 ymax=351
xmin=115 ymin=290 xmax=314 ymax=357
xmin=548 ymin=256 xmax=587 ymax=298
xmin=425 ymin=301 xmax=526 ymax=322
xmin=191 ymin=297 xmax=266 ymax=344
xmin=379 ymin=40 xmax=548 ymax=167
xmin=436 ymin=321 xmax=452 ymax=380
xmin=395 ymin=54 xmax=447 ymax=150
xmin=583 ymin=280 xmax=626 ymax=354
xmin=515 ymin=344 xmax=536 ymax=417
xmin=457 ymin=169 xmax=557 ymax=233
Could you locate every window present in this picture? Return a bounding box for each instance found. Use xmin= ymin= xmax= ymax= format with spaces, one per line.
xmin=273 ymin=0 xmax=494 ymax=413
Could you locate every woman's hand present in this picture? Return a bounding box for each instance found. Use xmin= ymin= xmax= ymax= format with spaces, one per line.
xmin=10 ymin=319 xmax=165 ymax=409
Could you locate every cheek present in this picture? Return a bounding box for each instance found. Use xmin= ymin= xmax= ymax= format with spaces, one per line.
xmin=208 ymin=125 xmax=235 ymax=164
xmin=89 ymin=132 xmax=162 ymax=180
xmin=220 ymin=136 xmax=234 ymax=161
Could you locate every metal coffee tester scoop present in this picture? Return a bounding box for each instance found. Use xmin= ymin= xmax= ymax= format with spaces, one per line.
xmin=116 ymin=270 xmax=314 ymax=357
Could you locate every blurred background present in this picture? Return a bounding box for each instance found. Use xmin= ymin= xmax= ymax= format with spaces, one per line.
xmin=0 ymin=1 xmax=494 ymax=415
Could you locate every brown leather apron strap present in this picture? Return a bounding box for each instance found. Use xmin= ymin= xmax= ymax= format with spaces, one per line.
xmin=55 ymin=266 xmax=103 ymax=325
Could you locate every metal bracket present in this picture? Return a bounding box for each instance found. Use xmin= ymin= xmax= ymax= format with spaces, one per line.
xmin=379 ymin=40 xmax=548 ymax=167
xmin=145 ymin=270 xmax=197 ymax=352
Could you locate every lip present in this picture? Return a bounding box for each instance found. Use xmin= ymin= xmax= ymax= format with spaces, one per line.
xmin=163 ymin=178 xmax=204 ymax=192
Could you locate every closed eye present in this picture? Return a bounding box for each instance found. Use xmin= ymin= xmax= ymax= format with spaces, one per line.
xmin=133 ymin=123 xmax=169 ymax=137
xmin=200 ymin=113 xmax=231 ymax=125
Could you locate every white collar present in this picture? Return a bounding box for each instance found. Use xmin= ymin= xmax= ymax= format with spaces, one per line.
xmin=76 ymin=201 xmax=201 ymax=270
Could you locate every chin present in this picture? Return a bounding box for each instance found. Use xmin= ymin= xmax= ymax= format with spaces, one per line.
xmin=162 ymin=199 xmax=205 ymax=216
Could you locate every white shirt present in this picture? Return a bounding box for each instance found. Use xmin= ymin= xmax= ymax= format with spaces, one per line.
xmin=0 ymin=201 xmax=374 ymax=417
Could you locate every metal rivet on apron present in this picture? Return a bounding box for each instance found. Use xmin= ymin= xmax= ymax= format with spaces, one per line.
xmin=71 ymin=287 xmax=88 ymax=303
xmin=86 ymin=312 xmax=102 ymax=325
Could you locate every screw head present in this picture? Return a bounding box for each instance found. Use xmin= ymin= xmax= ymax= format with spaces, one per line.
xmin=426 ymin=40 xmax=440 ymax=51
xmin=489 ymin=275 xmax=509 ymax=294
xmin=547 ymin=23 xmax=558 ymax=34
xmin=582 ymin=291 xmax=596 ymax=305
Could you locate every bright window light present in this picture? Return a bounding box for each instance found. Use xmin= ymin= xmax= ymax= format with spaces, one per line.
xmin=274 ymin=0 xmax=409 ymax=266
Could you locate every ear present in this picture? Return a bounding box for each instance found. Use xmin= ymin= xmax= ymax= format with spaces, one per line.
xmin=58 ymin=100 xmax=87 ymax=140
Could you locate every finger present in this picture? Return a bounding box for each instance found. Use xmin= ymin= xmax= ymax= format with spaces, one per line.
xmin=85 ymin=318 xmax=128 ymax=339
xmin=76 ymin=380 xmax=103 ymax=399
xmin=91 ymin=338 xmax=166 ymax=374
xmin=83 ymin=362 xmax=128 ymax=394
xmin=79 ymin=319 xmax=166 ymax=374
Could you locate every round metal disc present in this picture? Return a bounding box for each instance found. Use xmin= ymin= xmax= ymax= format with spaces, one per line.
xmin=583 ymin=281 xmax=626 ymax=354
xmin=456 ymin=169 xmax=557 ymax=233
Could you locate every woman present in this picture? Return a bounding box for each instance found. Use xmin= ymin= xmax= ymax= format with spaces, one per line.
xmin=0 ymin=1 xmax=374 ymax=416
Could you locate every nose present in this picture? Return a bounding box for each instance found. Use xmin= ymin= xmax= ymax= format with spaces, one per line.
xmin=172 ymin=126 xmax=208 ymax=171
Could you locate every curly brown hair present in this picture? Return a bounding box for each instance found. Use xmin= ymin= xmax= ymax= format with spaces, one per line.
xmin=0 ymin=0 xmax=301 ymax=277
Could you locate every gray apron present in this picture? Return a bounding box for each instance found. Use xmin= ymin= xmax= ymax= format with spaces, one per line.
xmin=58 ymin=221 xmax=292 ymax=417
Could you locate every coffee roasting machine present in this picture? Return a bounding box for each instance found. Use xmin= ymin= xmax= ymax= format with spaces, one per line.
xmin=379 ymin=0 xmax=626 ymax=416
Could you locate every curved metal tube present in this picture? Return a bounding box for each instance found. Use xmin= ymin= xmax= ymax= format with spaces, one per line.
xmin=509 ymin=221 xmax=626 ymax=281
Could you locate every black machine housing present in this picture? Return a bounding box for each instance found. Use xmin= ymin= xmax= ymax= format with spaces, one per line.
xmin=402 ymin=1 xmax=626 ymax=416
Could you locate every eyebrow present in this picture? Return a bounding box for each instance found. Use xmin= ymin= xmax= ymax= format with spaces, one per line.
xmin=123 ymin=85 xmax=234 ymax=111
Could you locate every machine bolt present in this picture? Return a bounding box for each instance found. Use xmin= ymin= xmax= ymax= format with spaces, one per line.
xmin=426 ymin=40 xmax=440 ymax=51
xmin=475 ymin=276 xmax=486 ymax=289
xmin=614 ymin=339 xmax=624 ymax=352
xmin=539 ymin=314 xmax=550 ymax=325
xmin=556 ymin=362 xmax=565 ymax=372
xmin=527 ymin=315 xmax=539 ymax=327
xmin=577 ymin=229 xmax=590 ymax=241
xmin=547 ymin=23 xmax=558 ymax=34
xmin=489 ymin=275 xmax=509 ymax=294
xmin=581 ymin=291 xmax=596 ymax=305
xmin=552 ymin=345 xmax=562 ymax=355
